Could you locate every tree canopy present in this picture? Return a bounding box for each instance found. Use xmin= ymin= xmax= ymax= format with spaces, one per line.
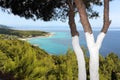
xmin=0 ymin=0 xmax=102 ymax=21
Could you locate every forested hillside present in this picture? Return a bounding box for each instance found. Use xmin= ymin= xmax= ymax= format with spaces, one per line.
xmin=0 ymin=25 xmax=50 ymax=38
xmin=0 ymin=35 xmax=120 ymax=80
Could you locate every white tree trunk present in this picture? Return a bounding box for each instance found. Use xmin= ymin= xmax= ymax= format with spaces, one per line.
xmin=85 ymin=32 xmax=105 ymax=80
xmin=72 ymin=35 xmax=86 ymax=80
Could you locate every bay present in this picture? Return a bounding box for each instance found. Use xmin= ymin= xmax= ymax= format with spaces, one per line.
xmin=28 ymin=30 xmax=120 ymax=57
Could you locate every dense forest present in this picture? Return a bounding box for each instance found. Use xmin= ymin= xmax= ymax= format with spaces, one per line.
xmin=0 ymin=34 xmax=120 ymax=80
xmin=0 ymin=25 xmax=50 ymax=38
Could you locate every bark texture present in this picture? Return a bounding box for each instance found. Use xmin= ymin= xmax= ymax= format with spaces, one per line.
xmin=101 ymin=0 xmax=111 ymax=33
xmin=68 ymin=0 xmax=79 ymax=36
xmin=74 ymin=0 xmax=92 ymax=33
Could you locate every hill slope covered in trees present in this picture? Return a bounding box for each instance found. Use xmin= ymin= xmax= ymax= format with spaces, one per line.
xmin=0 ymin=35 xmax=120 ymax=80
xmin=0 ymin=24 xmax=50 ymax=38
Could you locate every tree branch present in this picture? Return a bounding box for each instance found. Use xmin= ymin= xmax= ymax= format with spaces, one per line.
xmin=74 ymin=0 xmax=92 ymax=34
xmin=96 ymin=32 xmax=105 ymax=49
xmin=101 ymin=0 xmax=111 ymax=33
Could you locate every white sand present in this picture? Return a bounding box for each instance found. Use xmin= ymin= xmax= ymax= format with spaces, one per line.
xmin=19 ymin=32 xmax=55 ymax=41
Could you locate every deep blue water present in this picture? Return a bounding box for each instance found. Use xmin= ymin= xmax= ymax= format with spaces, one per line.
xmin=28 ymin=30 xmax=120 ymax=57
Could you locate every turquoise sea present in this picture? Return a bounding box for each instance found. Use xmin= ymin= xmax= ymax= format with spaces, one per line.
xmin=13 ymin=25 xmax=120 ymax=56
xmin=28 ymin=30 xmax=120 ymax=56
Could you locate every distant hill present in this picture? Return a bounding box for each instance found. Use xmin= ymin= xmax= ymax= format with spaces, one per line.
xmin=0 ymin=24 xmax=50 ymax=38
xmin=0 ymin=24 xmax=13 ymax=29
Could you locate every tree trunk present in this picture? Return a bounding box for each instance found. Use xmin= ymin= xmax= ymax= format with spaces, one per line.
xmin=68 ymin=1 xmax=86 ymax=80
xmin=72 ymin=35 xmax=86 ymax=80
xmin=85 ymin=32 xmax=105 ymax=80
xmin=74 ymin=0 xmax=92 ymax=33
xmin=74 ymin=0 xmax=111 ymax=80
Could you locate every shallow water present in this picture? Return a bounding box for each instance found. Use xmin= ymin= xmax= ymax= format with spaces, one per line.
xmin=28 ymin=30 xmax=120 ymax=56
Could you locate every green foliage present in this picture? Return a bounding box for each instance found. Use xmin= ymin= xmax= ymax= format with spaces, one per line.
xmin=0 ymin=36 xmax=120 ymax=80
xmin=0 ymin=0 xmax=103 ymax=21
xmin=99 ymin=53 xmax=120 ymax=80
xmin=0 ymin=37 xmax=51 ymax=80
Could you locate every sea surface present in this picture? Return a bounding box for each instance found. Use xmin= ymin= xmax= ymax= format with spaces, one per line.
xmin=28 ymin=30 xmax=120 ymax=57
xmin=12 ymin=25 xmax=120 ymax=56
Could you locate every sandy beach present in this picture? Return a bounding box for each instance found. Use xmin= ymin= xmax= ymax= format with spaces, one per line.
xmin=19 ymin=32 xmax=55 ymax=41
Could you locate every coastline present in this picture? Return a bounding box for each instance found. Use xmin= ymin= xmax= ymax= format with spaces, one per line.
xmin=19 ymin=32 xmax=55 ymax=41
